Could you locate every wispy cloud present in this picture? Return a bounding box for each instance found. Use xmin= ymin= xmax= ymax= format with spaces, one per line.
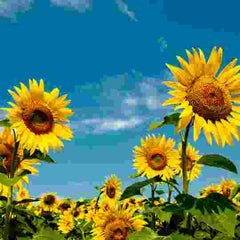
xmin=69 ymin=70 xmax=173 ymax=136
xmin=50 ymin=0 xmax=92 ymax=13
xmin=115 ymin=0 xmax=137 ymax=21
xmin=0 ymin=0 xmax=34 ymax=20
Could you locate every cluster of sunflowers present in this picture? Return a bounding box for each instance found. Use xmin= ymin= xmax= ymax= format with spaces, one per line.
xmin=0 ymin=46 xmax=240 ymax=239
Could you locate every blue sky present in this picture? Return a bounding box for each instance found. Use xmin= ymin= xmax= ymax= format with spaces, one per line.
xmin=0 ymin=0 xmax=240 ymax=201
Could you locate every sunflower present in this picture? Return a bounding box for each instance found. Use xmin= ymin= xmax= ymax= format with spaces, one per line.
xmin=58 ymin=210 xmax=75 ymax=234
xmin=174 ymin=142 xmax=202 ymax=182
xmin=56 ymin=199 xmax=73 ymax=214
xmin=162 ymin=47 xmax=240 ymax=147
xmin=2 ymin=79 xmax=74 ymax=155
xmin=219 ymin=178 xmax=236 ymax=199
xmin=101 ymin=174 xmax=122 ymax=207
xmin=70 ymin=202 xmax=85 ymax=220
xmin=199 ymin=184 xmax=221 ymax=198
xmin=92 ymin=202 xmax=147 ymax=240
xmin=16 ymin=186 xmax=34 ymax=208
xmin=39 ymin=192 xmax=58 ymax=212
xmin=84 ymin=198 xmax=99 ymax=222
xmin=120 ymin=196 xmax=146 ymax=211
xmin=132 ymin=134 xmax=181 ymax=182
xmin=0 ymin=128 xmax=40 ymax=190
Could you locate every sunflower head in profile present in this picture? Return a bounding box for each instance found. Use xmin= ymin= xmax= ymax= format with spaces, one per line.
xmin=199 ymin=184 xmax=220 ymax=198
xmin=3 ymin=79 xmax=74 ymax=155
xmin=132 ymin=134 xmax=181 ymax=182
xmin=120 ymin=196 xmax=146 ymax=211
xmin=39 ymin=192 xmax=58 ymax=212
xmin=162 ymin=47 xmax=240 ymax=147
xmin=174 ymin=142 xmax=202 ymax=182
xmin=0 ymin=128 xmax=40 ymax=190
xmin=101 ymin=174 xmax=122 ymax=207
xmin=92 ymin=202 xmax=147 ymax=240
xmin=219 ymin=178 xmax=236 ymax=199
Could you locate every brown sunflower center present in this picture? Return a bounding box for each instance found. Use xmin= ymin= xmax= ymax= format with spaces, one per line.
xmin=59 ymin=203 xmax=71 ymax=211
xmin=106 ymin=220 xmax=129 ymax=240
xmin=185 ymin=76 xmax=232 ymax=123
xmin=73 ymin=209 xmax=80 ymax=217
xmin=222 ymin=187 xmax=231 ymax=198
xmin=107 ymin=186 xmax=116 ymax=199
xmin=22 ymin=100 xmax=54 ymax=135
xmin=43 ymin=195 xmax=56 ymax=206
xmin=148 ymin=149 xmax=167 ymax=171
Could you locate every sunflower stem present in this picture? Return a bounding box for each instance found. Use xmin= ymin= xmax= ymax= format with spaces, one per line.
xmin=5 ymin=129 xmax=18 ymax=240
xmin=167 ymin=183 xmax=172 ymax=203
xmin=150 ymin=183 xmax=156 ymax=230
xmin=181 ymin=120 xmax=192 ymax=194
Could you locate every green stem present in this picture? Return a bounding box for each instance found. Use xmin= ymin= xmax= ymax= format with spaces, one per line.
xmin=167 ymin=183 xmax=172 ymax=203
xmin=181 ymin=120 xmax=192 ymax=194
xmin=150 ymin=183 xmax=156 ymax=231
xmin=5 ymin=129 xmax=18 ymax=240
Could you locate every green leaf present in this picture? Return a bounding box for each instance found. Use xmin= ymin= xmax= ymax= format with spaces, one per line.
xmin=120 ymin=176 xmax=163 ymax=201
xmin=15 ymin=169 xmax=32 ymax=178
xmin=93 ymin=186 xmax=101 ymax=191
xmin=0 ymin=195 xmax=7 ymax=201
xmin=13 ymin=198 xmax=40 ymax=205
xmin=126 ymin=227 xmax=158 ymax=240
xmin=0 ymin=172 xmax=24 ymax=187
xmin=32 ymin=227 xmax=65 ymax=240
xmin=190 ymin=208 xmax=237 ymax=238
xmin=129 ymin=172 xmax=144 ymax=179
xmin=197 ymin=154 xmax=238 ymax=174
xmin=0 ymin=119 xmax=11 ymax=127
xmin=155 ymin=190 xmax=165 ymax=195
xmin=148 ymin=113 xmax=181 ymax=131
xmin=23 ymin=149 xmax=56 ymax=164
xmin=175 ymin=194 xmax=195 ymax=210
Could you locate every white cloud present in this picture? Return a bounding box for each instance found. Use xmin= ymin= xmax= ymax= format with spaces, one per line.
xmin=0 ymin=0 xmax=34 ymax=20
xmin=99 ymin=117 xmax=143 ymax=131
xmin=50 ymin=0 xmax=92 ymax=13
xmin=67 ymin=70 xmax=172 ymax=136
xmin=115 ymin=0 xmax=137 ymax=21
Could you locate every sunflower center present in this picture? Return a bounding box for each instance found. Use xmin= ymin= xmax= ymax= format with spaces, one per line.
xmin=185 ymin=76 xmax=232 ymax=123
xmin=44 ymin=195 xmax=55 ymax=206
xmin=107 ymin=186 xmax=116 ymax=199
xmin=106 ymin=220 xmax=129 ymax=240
xmin=22 ymin=100 xmax=54 ymax=135
xmin=148 ymin=149 xmax=167 ymax=171
xmin=59 ymin=203 xmax=71 ymax=211
xmin=222 ymin=187 xmax=231 ymax=198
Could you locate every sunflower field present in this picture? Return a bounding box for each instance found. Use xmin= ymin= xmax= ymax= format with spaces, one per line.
xmin=1 ymin=47 xmax=240 ymax=240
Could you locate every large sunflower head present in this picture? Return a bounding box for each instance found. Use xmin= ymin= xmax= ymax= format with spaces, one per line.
xmin=162 ymin=47 xmax=240 ymax=147
xmin=132 ymin=134 xmax=181 ymax=182
xmin=101 ymin=174 xmax=122 ymax=207
xmin=3 ymin=79 xmax=74 ymax=155
xmin=174 ymin=142 xmax=202 ymax=182
xmin=92 ymin=202 xmax=147 ymax=240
